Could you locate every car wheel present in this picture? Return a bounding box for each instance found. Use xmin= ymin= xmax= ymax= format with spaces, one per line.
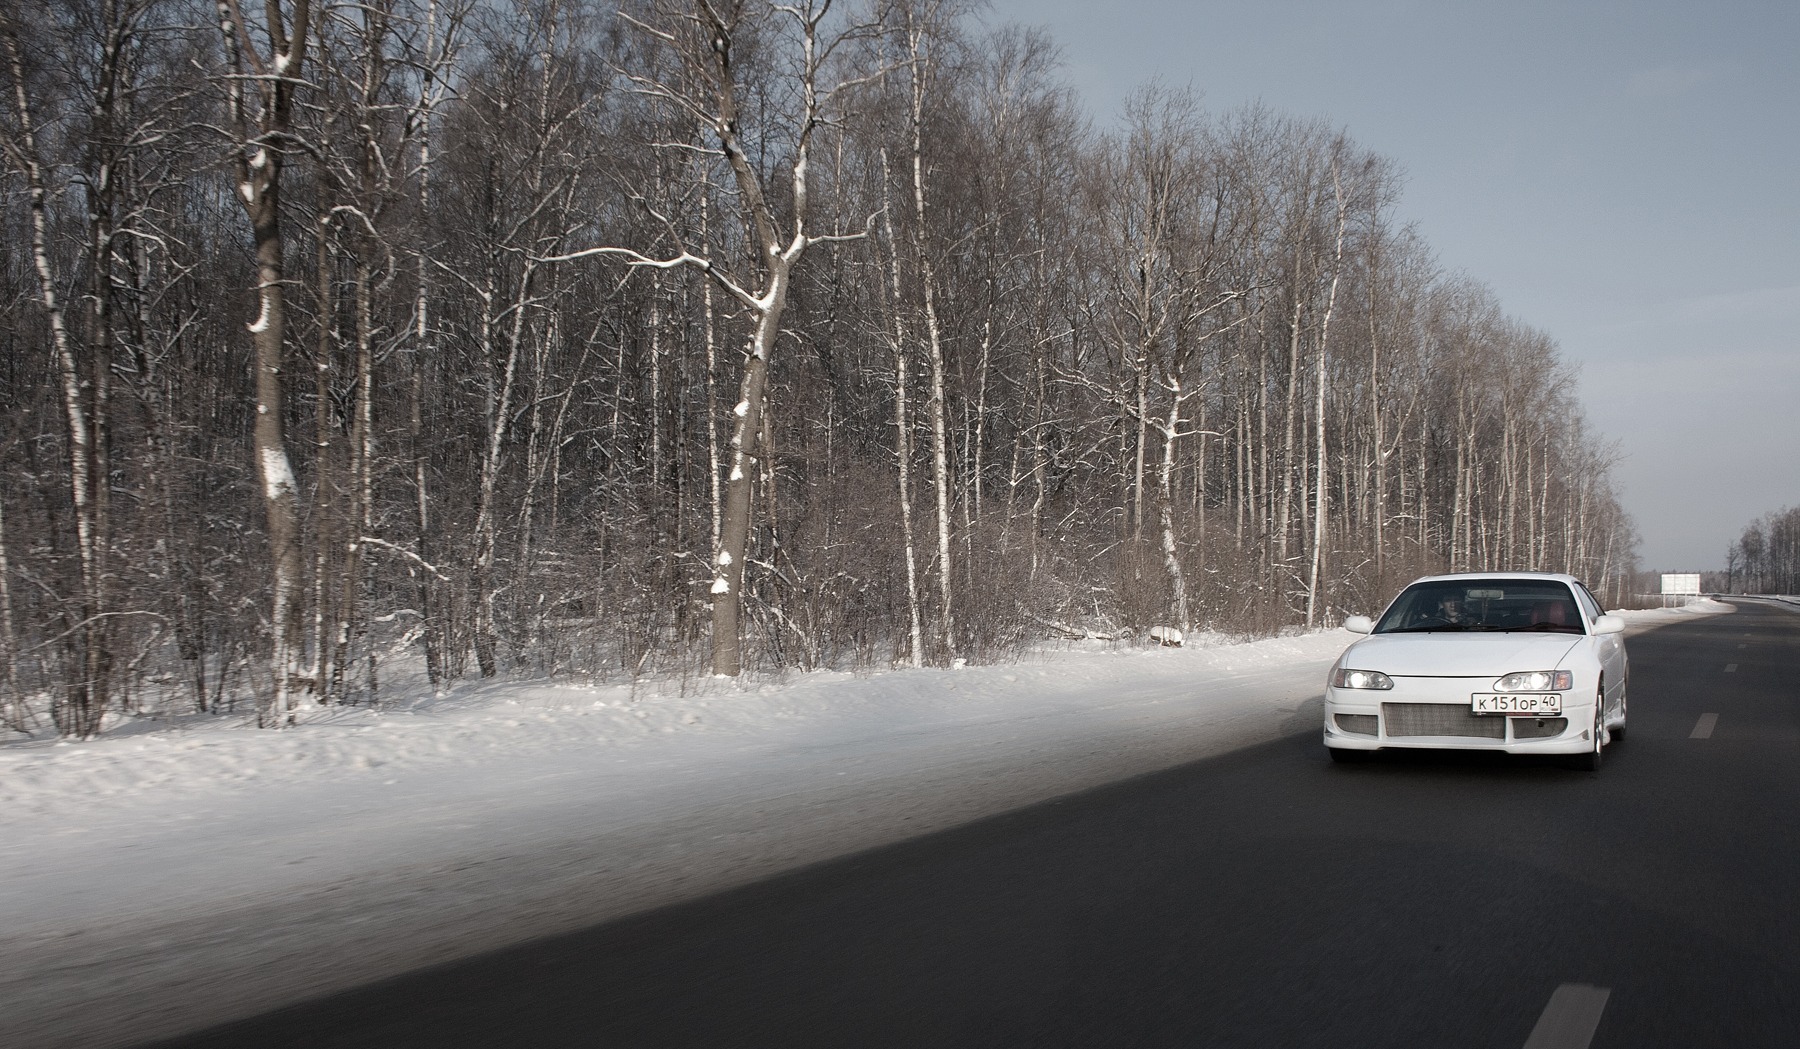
xmin=1566 ymin=690 xmax=1604 ymax=771
xmin=1610 ymin=687 xmax=1627 ymax=741
xmin=1328 ymin=746 xmax=1369 ymax=765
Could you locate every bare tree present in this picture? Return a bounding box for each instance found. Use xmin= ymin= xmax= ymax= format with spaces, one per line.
xmin=555 ymin=0 xmax=892 ymax=676
xmin=213 ymin=0 xmax=312 ymax=725
xmin=2 ymin=14 xmax=109 ymax=736
xmin=876 ymin=146 xmax=926 ymax=666
xmin=893 ymin=0 xmax=959 ymax=662
xmin=0 ymin=0 xmax=178 ymax=735
xmin=1303 ymin=140 xmax=1349 ymax=628
xmin=0 ymin=487 xmax=24 ymax=733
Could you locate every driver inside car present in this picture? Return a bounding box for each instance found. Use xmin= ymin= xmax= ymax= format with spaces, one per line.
xmin=1433 ymin=593 xmax=1468 ymax=626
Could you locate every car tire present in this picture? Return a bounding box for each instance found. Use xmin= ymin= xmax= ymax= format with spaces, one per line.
xmin=1610 ymin=689 xmax=1627 ymax=741
xmin=1328 ymin=746 xmax=1369 ymax=765
xmin=1566 ymin=689 xmax=1604 ymax=771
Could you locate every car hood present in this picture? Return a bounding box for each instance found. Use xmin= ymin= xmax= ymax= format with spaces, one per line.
xmin=1343 ymin=632 xmax=1584 ymax=677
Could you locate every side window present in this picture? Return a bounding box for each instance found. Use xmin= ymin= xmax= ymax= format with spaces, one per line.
xmin=1573 ymin=584 xmax=1603 ymax=621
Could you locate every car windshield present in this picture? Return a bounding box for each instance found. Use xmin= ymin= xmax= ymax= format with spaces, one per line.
xmin=1373 ymin=579 xmax=1585 ymax=634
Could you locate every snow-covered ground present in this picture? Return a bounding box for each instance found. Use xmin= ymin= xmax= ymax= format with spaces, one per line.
xmin=0 ymin=603 xmax=1729 ymax=1048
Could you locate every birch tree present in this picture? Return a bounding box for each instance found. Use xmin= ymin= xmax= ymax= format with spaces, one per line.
xmin=214 ymin=0 xmax=312 ymax=725
xmin=1088 ymin=86 xmax=1218 ymax=630
xmin=892 ymin=0 xmax=960 ymax=662
xmin=1 ymin=0 xmax=180 ymax=736
xmin=559 ymin=0 xmax=892 ymax=676
xmin=876 ymin=146 xmax=925 ymax=666
xmin=444 ymin=0 xmax=614 ymax=675
xmin=400 ymin=0 xmax=471 ymax=688
xmin=2 ymin=12 xmax=111 ymax=737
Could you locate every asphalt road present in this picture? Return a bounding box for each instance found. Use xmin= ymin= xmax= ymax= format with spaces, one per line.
xmin=141 ymin=601 xmax=1800 ymax=1049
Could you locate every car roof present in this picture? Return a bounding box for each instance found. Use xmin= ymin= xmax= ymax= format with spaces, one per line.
xmin=1403 ymin=571 xmax=1584 ymax=587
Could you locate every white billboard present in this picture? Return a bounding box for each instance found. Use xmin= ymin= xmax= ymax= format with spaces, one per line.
xmin=1661 ymin=573 xmax=1701 ymax=596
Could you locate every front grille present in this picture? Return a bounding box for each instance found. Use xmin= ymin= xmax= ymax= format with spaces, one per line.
xmin=1335 ymin=713 xmax=1378 ymax=736
xmin=1381 ymin=702 xmax=1506 ymax=739
xmin=1510 ymin=717 xmax=1568 ymax=739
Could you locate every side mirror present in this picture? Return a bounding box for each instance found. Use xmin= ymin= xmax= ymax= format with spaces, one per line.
xmin=1344 ymin=615 xmax=1373 ymax=635
xmin=1592 ymin=614 xmax=1625 ymax=636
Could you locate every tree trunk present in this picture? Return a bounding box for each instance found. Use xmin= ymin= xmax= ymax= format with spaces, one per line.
xmin=1156 ymin=377 xmax=1190 ymax=631
xmin=248 ymin=185 xmax=305 ymax=724
xmin=1306 ymin=163 xmax=1347 ymax=628
xmin=880 ymin=151 xmax=925 ymax=667
xmin=908 ymin=38 xmax=956 ymax=665
xmin=711 ymin=287 xmax=786 ymax=676
xmin=214 ymin=0 xmax=312 ymax=726
xmin=0 ymin=479 xmax=25 ymax=732
xmin=5 ymin=26 xmax=108 ymax=737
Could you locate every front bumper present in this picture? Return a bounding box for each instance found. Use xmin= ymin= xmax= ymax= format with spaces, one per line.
xmin=1323 ymin=680 xmax=1598 ymax=755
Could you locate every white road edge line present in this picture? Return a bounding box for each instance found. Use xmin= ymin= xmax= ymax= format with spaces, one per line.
xmin=1523 ymin=983 xmax=1611 ymax=1049
xmin=1691 ymin=713 xmax=1719 ymax=739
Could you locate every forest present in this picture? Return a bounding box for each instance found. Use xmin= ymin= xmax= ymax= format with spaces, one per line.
xmin=1726 ymin=508 xmax=1800 ymax=595
xmin=1 ymin=0 xmax=1637 ymax=739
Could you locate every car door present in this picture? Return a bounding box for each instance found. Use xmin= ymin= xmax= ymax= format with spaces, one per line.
xmin=1576 ymin=583 xmax=1627 ymax=713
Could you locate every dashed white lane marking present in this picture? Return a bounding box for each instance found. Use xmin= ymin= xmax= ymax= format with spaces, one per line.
xmin=1725 ymin=663 xmax=1738 ymax=672
xmin=1523 ymin=983 xmax=1611 ymax=1049
xmin=1691 ymin=713 xmax=1719 ymax=739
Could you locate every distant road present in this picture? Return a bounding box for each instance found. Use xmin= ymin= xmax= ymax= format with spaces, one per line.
xmin=140 ymin=601 xmax=1800 ymax=1048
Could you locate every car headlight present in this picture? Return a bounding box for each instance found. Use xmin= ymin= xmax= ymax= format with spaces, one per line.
xmin=1492 ymin=670 xmax=1573 ymax=692
xmin=1331 ymin=668 xmax=1394 ymax=690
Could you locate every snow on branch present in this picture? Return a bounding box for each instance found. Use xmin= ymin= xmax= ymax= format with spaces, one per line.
xmin=360 ymin=536 xmax=452 ymax=582
xmin=533 ymin=244 xmax=761 ymax=311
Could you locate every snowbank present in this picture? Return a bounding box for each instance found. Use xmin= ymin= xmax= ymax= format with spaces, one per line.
xmin=0 ymin=630 xmax=1346 ymax=1049
xmin=2 ymin=631 xmax=1341 ymax=825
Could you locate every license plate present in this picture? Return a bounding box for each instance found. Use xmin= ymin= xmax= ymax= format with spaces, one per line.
xmin=1471 ymin=693 xmax=1563 ymax=716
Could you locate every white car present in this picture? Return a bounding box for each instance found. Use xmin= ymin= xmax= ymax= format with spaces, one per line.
xmin=1323 ymin=572 xmax=1628 ymax=770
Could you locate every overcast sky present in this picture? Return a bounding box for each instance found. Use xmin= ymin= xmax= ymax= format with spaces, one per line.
xmin=981 ymin=0 xmax=1799 ymax=572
